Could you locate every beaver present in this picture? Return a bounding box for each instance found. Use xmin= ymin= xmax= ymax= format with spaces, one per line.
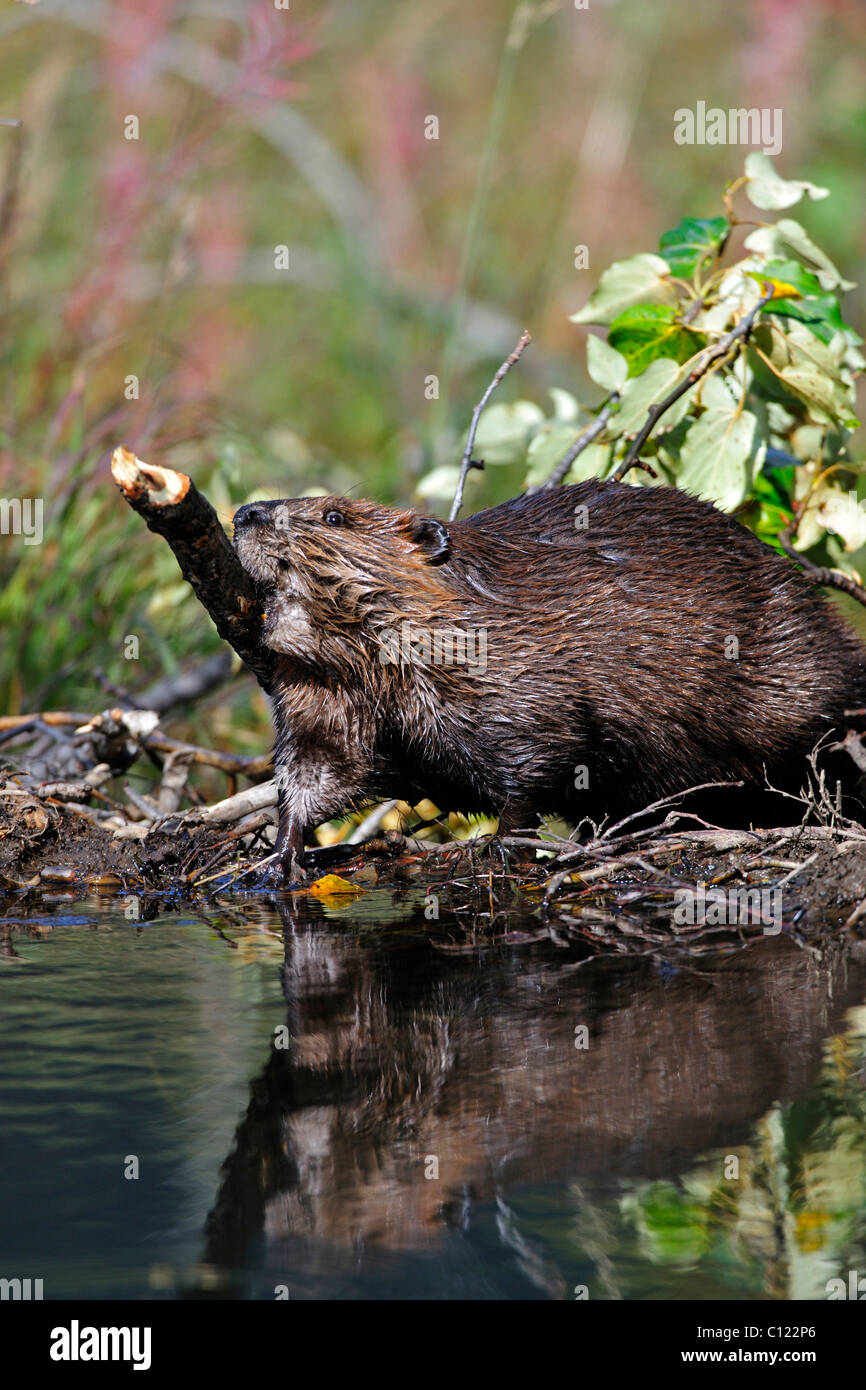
xmin=232 ymin=481 xmax=866 ymax=879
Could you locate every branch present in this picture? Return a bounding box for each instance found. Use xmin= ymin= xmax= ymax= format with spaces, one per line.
xmin=610 ymin=286 xmax=774 ymax=484
xmin=778 ymin=524 xmax=866 ymax=608
xmin=97 ymin=651 xmax=236 ymax=715
xmin=110 ymin=447 xmax=275 ymax=691
xmin=832 ymin=730 xmax=866 ymax=775
xmin=542 ymin=391 xmax=621 ymax=489
xmin=449 ymin=329 xmax=532 ymax=522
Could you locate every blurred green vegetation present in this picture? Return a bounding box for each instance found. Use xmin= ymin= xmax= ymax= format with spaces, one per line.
xmin=0 ymin=0 xmax=864 ymax=738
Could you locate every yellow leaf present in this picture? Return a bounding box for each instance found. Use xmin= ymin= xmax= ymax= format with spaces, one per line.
xmin=309 ymin=873 xmax=363 ymax=898
xmin=745 ymin=271 xmax=802 ymax=300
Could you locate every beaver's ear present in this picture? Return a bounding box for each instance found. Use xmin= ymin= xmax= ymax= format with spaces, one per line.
xmin=409 ymin=516 xmax=452 ymax=566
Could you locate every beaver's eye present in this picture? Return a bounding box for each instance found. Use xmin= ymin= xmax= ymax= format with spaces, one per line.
xmin=324 ymin=509 xmax=345 ymax=527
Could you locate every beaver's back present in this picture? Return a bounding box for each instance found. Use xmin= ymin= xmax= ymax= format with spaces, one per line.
xmin=441 ymin=482 xmax=866 ymax=824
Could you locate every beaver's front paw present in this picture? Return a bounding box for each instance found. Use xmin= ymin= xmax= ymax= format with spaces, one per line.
xmin=276 ymin=849 xmax=309 ymax=887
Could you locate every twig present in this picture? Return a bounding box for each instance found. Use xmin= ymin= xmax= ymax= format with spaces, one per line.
xmin=136 ymin=651 xmax=236 ymax=713
xmin=144 ymin=733 xmax=271 ymax=777
xmin=200 ymin=781 xmax=279 ymax=825
xmin=0 ymin=711 xmax=91 ymax=733
xmin=123 ymin=786 xmax=160 ymax=823
xmin=832 ymin=730 xmax=866 ymax=775
xmin=612 ymin=458 xmax=657 ymax=483
xmin=610 ymin=286 xmax=774 ymax=483
xmin=542 ymin=392 xmax=620 ymax=489
xmin=596 ymin=781 xmax=744 ymax=842
xmin=449 ymin=330 xmax=532 ymax=521
xmin=778 ymin=525 xmax=866 ymax=608
xmin=775 ymin=851 xmax=820 ymax=887
xmin=347 ymin=799 xmax=399 ymax=844
xmin=93 ymin=654 xmax=235 ymax=714
xmin=843 ymin=898 xmax=866 ymax=931
xmin=0 ymin=710 xmax=272 ymax=777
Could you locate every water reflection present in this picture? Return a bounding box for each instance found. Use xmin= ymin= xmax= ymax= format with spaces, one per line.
xmin=1 ymin=892 xmax=865 ymax=1299
xmin=203 ymin=898 xmax=866 ymax=1299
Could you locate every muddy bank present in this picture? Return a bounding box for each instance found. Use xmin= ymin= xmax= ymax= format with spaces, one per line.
xmin=2 ymin=795 xmax=865 ymax=957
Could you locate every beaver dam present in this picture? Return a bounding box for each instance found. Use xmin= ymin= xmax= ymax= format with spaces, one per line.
xmin=3 ymin=706 xmax=866 ymax=962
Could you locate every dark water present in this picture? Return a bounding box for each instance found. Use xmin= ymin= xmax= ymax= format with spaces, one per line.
xmin=2 ymin=889 xmax=866 ymax=1301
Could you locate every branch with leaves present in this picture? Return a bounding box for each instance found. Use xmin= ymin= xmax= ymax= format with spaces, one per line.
xmin=609 ymin=285 xmax=774 ymax=482
xmin=440 ymin=154 xmax=863 ymax=579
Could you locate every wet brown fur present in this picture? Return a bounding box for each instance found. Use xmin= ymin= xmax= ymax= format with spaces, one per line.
xmin=233 ymin=482 xmax=866 ymax=874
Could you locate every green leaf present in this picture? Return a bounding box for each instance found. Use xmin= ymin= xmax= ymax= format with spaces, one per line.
xmin=765 ymin=401 xmax=798 ymax=435
xmin=570 ymin=252 xmax=674 ymax=326
xmin=586 ymin=334 xmax=628 ymax=393
xmin=678 ymin=407 xmax=765 ymax=512
xmin=753 ymin=460 xmax=795 ymax=508
xmin=653 ymin=415 xmax=692 ymax=478
xmin=778 ymin=361 xmax=858 ymax=427
xmin=786 ymin=323 xmax=856 ymax=379
xmin=765 ymin=292 xmax=849 ymax=346
xmin=791 ymin=425 xmax=826 ymax=465
xmin=753 ymin=497 xmax=795 ymax=552
xmin=695 ymin=369 xmax=739 ymax=412
xmin=751 ymin=323 xmax=859 ymax=427
xmin=741 ymin=467 xmax=795 ymax=551
xmin=659 ymin=216 xmax=728 ymax=278
xmin=469 ymin=400 xmax=544 ymax=465
xmin=813 ymin=486 xmax=866 ymax=552
xmin=613 ymin=357 xmax=695 ymax=435
xmin=524 ymin=423 xmax=583 ymax=487
xmin=608 ymin=305 xmax=703 ymax=377
xmin=744 ymin=220 xmax=856 ymax=292
xmin=746 ymin=257 xmax=823 ymax=299
xmin=415 ymin=464 xmax=461 ymax=499
xmin=525 ymin=428 xmax=610 ymax=488
xmin=743 ymin=153 xmax=829 ymax=210
xmin=563 ymin=440 xmax=613 ymax=484
xmin=746 ymin=259 xmax=854 ymax=346
xmin=547 ymin=387 xmax=580 ymax=422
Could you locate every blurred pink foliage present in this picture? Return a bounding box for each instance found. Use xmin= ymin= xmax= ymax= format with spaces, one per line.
xmin=102 ymin=0 xmax=177 ymax=108
xmin=56 ymin=2 xmax=317 ymax=453
xmin=741 ymin=0 xmax=815 ymax=112
xmin=232 ymin=5 xmax=316 ymax=110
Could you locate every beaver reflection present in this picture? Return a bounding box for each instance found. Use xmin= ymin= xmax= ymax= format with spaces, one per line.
xmin=203 ymin=904 xmax=866 ymax=1281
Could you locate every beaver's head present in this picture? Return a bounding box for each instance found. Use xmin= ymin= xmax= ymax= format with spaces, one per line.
xmin=233 ymin=495 xmax=454 ymax=669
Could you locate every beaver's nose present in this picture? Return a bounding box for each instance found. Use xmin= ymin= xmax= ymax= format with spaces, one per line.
xmin=233 ymin=502 xmax=276 ymax=530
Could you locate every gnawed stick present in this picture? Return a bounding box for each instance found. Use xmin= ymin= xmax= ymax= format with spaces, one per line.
xmin=110 ymin=446 xmax=275 ymax=691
